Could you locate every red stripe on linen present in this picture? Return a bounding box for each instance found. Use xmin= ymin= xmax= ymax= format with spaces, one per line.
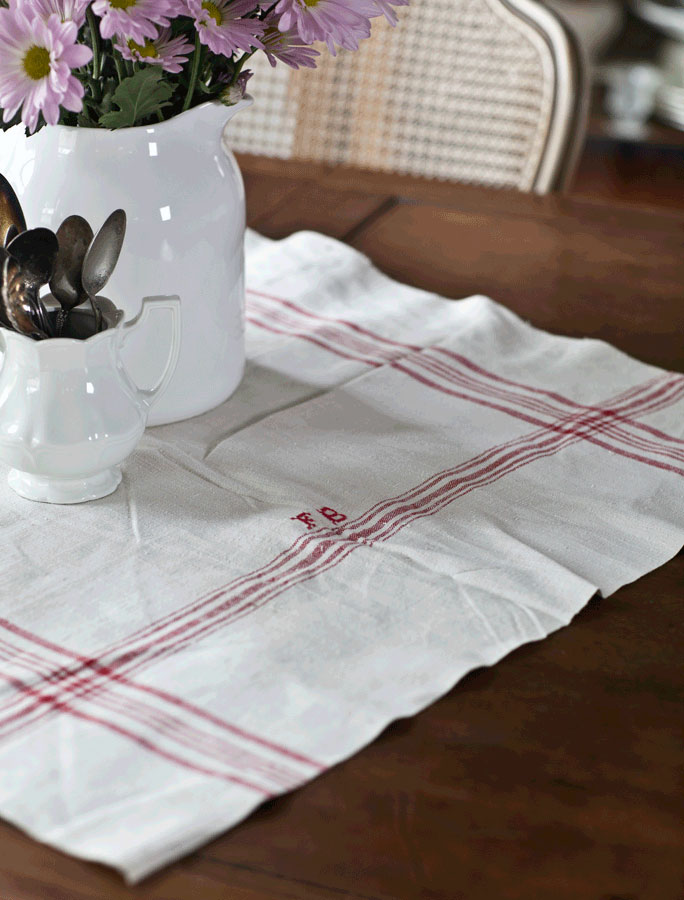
xmin=0 ymin=638 xmax=304 ymax=789
xmin=247 ymin=289 xmax=421 ymax=353
xmin=4 ymin=374 xmax=676 ymax=716
xmin=103 ymin=375 xmax=682 ymax=654
xmin=0 ymin=617 xmax=321 ymax=771
xmin=249 ymin=290 xmax=684 ymax=460
xmin=433 ymin=346 xmax=684 ymax=448
xmin=246 ymin=313 xmax=383 ymax=367
xmin=247 ymin=288 xmax=684 ymax=451
xmin=422 ymin=350 xmax=684 ymax=462
xmin=392 ymin=360 xmax=684 ymax=477
xmin=248 ymin=298 xmax=394 ymax=364
xmin=2 ymin=300 xmax=682 ymax=763
xmin=0 ymin=662 xmax=272 ymax=795
xmin=2 ymin=373 xmax=674 ymax=749
xmin=409 ymin=353 xmax=684 ymax=466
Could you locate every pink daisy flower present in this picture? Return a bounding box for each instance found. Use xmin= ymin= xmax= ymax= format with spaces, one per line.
xmin=274 ymin=0 xmax=371 ymax=55
xmin=114 ymin=28 xmax=193 ymax=73
xmin=185 ymin=0 xmax=265 ymax=57
xmin=0 ymin=8 xmax=91 ymax=133
xmin=91 ymin=0 xmax=172 ymax=43
xmin=15 ymin=0 xmax=91 ymax=27
xmin=365 ymin=0 xmax=408 ymax=27
xmin=261 ymin=10 xmax=319 ymax=69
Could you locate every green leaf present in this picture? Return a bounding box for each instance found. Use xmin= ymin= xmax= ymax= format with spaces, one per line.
xmin=99 ymin=78 xmax=120 ymax=117
xmin=99 ymin=68 xmax=173 ymax=129
xmin=0 ymin=108 xmax=22 ymax=132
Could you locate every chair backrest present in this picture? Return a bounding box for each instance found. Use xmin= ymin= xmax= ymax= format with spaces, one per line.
xmin=226 ymin=0 xmax=587 ymax=193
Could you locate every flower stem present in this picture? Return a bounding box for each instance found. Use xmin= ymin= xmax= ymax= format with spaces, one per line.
xmin=182 ymin=33 xmax=202 ymax=112
xmin=86 ymin=7 xmax=101 ymax=81
xmin=113 ymin=51 xmax=125 ymax=84
xmin=231 ymin=50 xmax=254 ymax=85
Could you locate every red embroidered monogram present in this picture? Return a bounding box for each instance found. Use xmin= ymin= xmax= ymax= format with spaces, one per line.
xmin=319 ymin=507 xmax=347 ymax=524
xmin=291 ymin=512 xmax=317 ymax=530
xmin=291 ymin=508 xmax=348 ymax=529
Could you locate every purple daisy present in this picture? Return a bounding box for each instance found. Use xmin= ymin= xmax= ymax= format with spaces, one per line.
xmin=185 ymin=0 xmax=265 ymax=58
xmin=365 ymin=0 xmax=408 ymax=26
xmin=114 ymin=28 xmax=193 ymax=73
xmin=91 ymin=0 xmax=172 ymax=43
xmin=15 ymin=0 xmax=91 ymax=28
xmin=0 ymin=8 xmax=91 ymax=133
xmin=274 ymin=0 xmax=371 ymax=55
xmin=261 ymin=10 xmax=319 ymax=69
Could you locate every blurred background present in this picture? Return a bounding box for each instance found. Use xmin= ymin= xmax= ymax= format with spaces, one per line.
xmin=549 ymin=0 xmax=684 ymax=208
xmin=228 ymin=0 xmax=684 ymax=209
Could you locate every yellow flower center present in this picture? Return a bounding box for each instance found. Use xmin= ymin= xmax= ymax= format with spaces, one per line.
xmin=201 ymin=0 xmax=222 ymax=24
xmin=302 ymin=0 xmax=320 ymax=6
xmin=127 ymin=38 xmax=159 ymax=58
xmin=109 ymin=0 xmax=137 ymax=9
xmin=22 ymin=46 xmax=51 ymax=81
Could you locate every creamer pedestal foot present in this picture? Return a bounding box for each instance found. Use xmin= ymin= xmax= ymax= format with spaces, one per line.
xmin=8 ymin=467 xmax=122 ymax=504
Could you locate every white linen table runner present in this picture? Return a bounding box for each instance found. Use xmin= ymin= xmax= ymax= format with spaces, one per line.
xmin=0 ymin=229 xmax=682 ymax=881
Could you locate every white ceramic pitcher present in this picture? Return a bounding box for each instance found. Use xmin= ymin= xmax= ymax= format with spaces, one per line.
xmin=0 ymin=99 xmax=252 ymax=426
xmin=0 ymin=296 xmax=180 ymax=504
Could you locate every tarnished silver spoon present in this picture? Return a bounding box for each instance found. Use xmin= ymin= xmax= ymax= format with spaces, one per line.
xmin=6 ymin=227 xmax=58 ymax=287
xmin=82 ymin=210 xmax=126 ymax=332
xmin=6 ymin=227 xmax=59 ymax=336
xmin=0 ymin=251 xmax=49 ymax=339
xmin=50 ymin=215 xmax=94 ymax=310
xmin=0 ymin=174 xmax=26 ymax=247
xmin=50 ymin=215 xmax=94 ymax=334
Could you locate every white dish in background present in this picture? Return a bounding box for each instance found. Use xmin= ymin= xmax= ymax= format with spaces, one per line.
xmin=633 ymin=0 xmax=684 ymax=40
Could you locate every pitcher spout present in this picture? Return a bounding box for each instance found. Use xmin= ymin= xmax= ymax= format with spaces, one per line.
xmin=171 ymin=97 xmax=253 ymax=144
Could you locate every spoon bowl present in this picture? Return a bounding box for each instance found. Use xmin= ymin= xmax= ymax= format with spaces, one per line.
xmin=50 ymin=215 xmax=94 ymax=311
xmin=82 ymin=209 xmax=126 ymax=299
xmin=6 ymin=228 xmax=59 ymax=290
xmin=1 ymin=251 xmax=49 ymax=339
xmin=0 ymin=174 xmax=26 ymax=245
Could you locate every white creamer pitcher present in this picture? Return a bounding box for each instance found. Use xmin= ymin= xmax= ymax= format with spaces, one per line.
xmin=0 ymin=296 xmax=180 ymax=504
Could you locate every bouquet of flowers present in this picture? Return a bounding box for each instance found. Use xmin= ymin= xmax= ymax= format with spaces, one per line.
xmin=0 ymin=0 xmax=406 ymax=134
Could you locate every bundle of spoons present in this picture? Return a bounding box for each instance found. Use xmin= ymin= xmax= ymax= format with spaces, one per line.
xmin=0 ymin=172 xmax=126 ymax=341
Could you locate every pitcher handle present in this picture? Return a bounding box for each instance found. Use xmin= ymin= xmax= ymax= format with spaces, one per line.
xmin=121 ymin=295 xmax=181 ymax=407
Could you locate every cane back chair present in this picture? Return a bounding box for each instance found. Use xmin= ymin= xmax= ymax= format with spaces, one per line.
xmin=225 ymin=0 xmax=587 ymax=194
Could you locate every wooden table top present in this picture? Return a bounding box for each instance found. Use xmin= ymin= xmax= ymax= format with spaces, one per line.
xmin=1 ymin=159 xmax=682 ymax=900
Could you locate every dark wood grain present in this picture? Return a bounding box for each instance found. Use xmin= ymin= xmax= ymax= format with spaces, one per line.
xmin=1 ymin=159 xmax=682 ymax=900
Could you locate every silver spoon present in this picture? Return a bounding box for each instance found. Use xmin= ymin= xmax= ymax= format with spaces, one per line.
xmin=6 ymin=228 xmax=58 ymax=336
xmin=6 ymin=227 xmax=59 ymax=288
xmin=82 ymin=210 xmax=126 ymax=332
xmin=50 ymin=215 xmax=94 ymax=333
xmin=0 ymin=251 xmax=49 ymax=339
xmin=0 ymin=174 xmax=26 ymax=248
xmin=50 ymin=215 xmax=94 ymax=309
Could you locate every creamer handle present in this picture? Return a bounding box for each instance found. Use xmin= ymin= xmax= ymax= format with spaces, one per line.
xmin=121 ymin=295 xmax=181 ymax=407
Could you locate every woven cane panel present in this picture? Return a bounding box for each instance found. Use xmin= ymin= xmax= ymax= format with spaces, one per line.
xmin=226 ymin=0 xmax=557 ymax=191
